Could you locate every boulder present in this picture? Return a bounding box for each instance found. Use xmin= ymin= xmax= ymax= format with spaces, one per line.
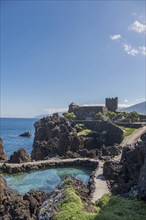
xmin=9 ymin=148 xmax=31 ymax=163
xmin=103 ymin=160 xmax=122 ymax=180
xmin=101 ymin=145 xmax=121 ymax=158
xmin=0 ymin=138 xmax=7 ymax=161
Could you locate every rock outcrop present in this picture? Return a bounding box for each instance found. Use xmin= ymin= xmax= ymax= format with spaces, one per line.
xmin=31 ymin=114 xmax=122 ymax=161
xmin=38 ymin=176 xmax=93 ymax=219
xmin=9 ymin=148 xmax=31 ymax=163
xmin=0 ymin=176 xmax=45 ymax=219
xmin=31 ymin=114 xmax=82 ymax=160
xmin=141 ymin=132 xmax=146 ymax=142
xmin=19 ymin=131 xmax=32 ymax=137
xmin=103 ymin=137 xmax=146 ymax=200
xmin=0 ymin=138 xmax=7 ymax=162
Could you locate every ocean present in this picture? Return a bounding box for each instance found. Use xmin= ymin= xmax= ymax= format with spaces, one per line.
xmin=0 ymin=118 xmax=37 ymax=158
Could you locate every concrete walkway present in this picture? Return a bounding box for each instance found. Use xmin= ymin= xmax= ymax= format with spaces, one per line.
xmin=92 ymin=162 xmax=109 ymax=203
xmin=121 ymin=126 xmax=146 ymax=147
xmin=0 ymin=158 xmax=98 ymax=168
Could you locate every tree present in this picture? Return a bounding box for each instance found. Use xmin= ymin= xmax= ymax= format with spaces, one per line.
xmin=95 ymin=112 xmax=106 ymax=121
xmin=63 ymin=112 xmax=76 ymax=120
xmin=117 ymin=112 xmax=128 ymax=121
xmin=106 ymin=111 xmax=117 ymax=122
xmin=128 ymin=111 xmax=139 ymax=123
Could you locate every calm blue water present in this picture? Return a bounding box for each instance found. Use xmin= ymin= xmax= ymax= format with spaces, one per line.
xmin=0 ymin=118 xmax=37 ymax=158
xmin=4 ymin=167 xmax=91 ymax=195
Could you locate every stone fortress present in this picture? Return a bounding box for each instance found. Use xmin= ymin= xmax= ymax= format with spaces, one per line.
xmin=68 ymin=97 xmax=118 ymax=120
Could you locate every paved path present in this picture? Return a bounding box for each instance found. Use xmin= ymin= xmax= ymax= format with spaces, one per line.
xmin=92 ymin=162 xmax=109 ymax=203
xmin=0 ymin=158 xmax=98 ymax=168
xmin=121 ymin=126 xmax=146 ymax=146
xmin=92 ymin=126 xmax=146 ymax=203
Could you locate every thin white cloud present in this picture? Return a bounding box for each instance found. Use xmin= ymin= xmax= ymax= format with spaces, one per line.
xmin=110 ymin=34 xmax=122 ymax=41
xmin=82 ymin=103 xmax=104 ymax=107
xmin=83 ymin=102 xmax=132 ymax=108
xmin=139 ymin=46 xmax=146 ymax=56
xmin=118 ymin=103 xmax=132 ymax=108
xmin=129 ymin=20 xmax=146 ymax=33
xmin=136 ymin=98 xmax=145 ymax=102
xmin=82 ymin=103 xmax=132 ymax=109
xmin=43 ymin=108 xmax=68 ymax=114
xmin=119 ymin=98 xmax=145 ymax=108
xmin=123 ymin=44 xmax=138 ymax=56
xmin=124 ymin=99 xmax=129 ymax=103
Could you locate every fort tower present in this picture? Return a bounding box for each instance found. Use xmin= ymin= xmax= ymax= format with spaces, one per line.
xmin=105 ymin=97 xmax=118 ymax=112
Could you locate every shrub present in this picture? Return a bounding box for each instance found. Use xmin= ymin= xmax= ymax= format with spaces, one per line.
xmin=63 ymin=112 xmax=76 ymax=120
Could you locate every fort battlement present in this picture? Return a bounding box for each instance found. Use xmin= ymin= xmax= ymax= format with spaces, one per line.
xmin=68 ymin=97 xmax=118 ymax=120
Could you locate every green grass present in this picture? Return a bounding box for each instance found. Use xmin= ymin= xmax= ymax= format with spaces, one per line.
xmin=96 ymin=194 xmax=146 ymax=220
xmin=54 ymin=188 xmax=146 ymax=220
xmin=118 ymin=126 xmax=137 ymax=137
xmin=55 ymin=186 xmax=98 ymax=220
xmin=77 ymin=129 xmax=93 ymax=136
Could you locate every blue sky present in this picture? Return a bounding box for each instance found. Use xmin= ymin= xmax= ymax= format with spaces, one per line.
xmin=1 ymin=0 xmax=146 ymax=117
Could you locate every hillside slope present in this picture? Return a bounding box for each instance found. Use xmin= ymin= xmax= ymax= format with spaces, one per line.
xmin=122 ymin=101 xmax=146 ymax=114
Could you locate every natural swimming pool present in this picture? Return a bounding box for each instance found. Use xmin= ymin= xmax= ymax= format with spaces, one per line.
xmin=4 ymin=167 xmax=92 ymax=195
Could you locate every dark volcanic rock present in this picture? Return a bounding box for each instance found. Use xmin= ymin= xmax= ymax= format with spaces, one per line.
xmin=98 ymin=145 xmax=121 ymax=160
xmin=31 ymin=115 xmax=123 ymax=161
xmin=23 ymin=190 xmax=45 ymax=216
xmin=141 ymin=132 xmax=146 ymax=142
xmin=9 ymin=148 xmax=31 ymax=163
xmin=137 ymin=140 xmax=146 ymax=200
xmin=0 ymin=138 xmax=7 ymax=161
xmin=103 ymin=160 xmax=122 ymax=180
xmin=19 ymin=131 xmax=32 ymax=137
xmin=74 ymin=121 xmax=123 ymax=146
xmin=103 ymin=141 xmax=146 ymax=200
xmin=38 ymin=176 xmax=93 ymax=219
xmin=31 ymin=115 xmax=83 ymax=160
xmin=0 ymin=176 xmax=45 ymax=220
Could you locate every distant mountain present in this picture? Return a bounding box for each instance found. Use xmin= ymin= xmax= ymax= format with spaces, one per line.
xmin=35 ymin=112 xmax=64 ymax=119
xmin=121 ymin=101 xmax=146 ymax=115
xmin=34 ymin=114 xmax=51 ymax=119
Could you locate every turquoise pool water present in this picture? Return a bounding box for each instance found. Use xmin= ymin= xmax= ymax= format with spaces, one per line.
xmin=4 ymin=167 xmax=91 ymax=195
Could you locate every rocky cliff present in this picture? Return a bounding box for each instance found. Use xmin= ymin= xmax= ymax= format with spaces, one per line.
xmin=0 ymin=138 xmax=7 ymax=162
xmin=0 ymin=176 xmax=45 ymax=220
xmin=31 ymin=114 xmax=123 ymax=161
xmin=103 ymin=132 xmax=146 ymax=200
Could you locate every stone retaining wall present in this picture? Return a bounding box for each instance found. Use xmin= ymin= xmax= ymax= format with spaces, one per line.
xmin=74 ymin=120 xmax=123 ymax=145
xmin=0 ymin=159 xmax=99 ymax=174
xmin=115 ymin=122 xmax=143 ymax=129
